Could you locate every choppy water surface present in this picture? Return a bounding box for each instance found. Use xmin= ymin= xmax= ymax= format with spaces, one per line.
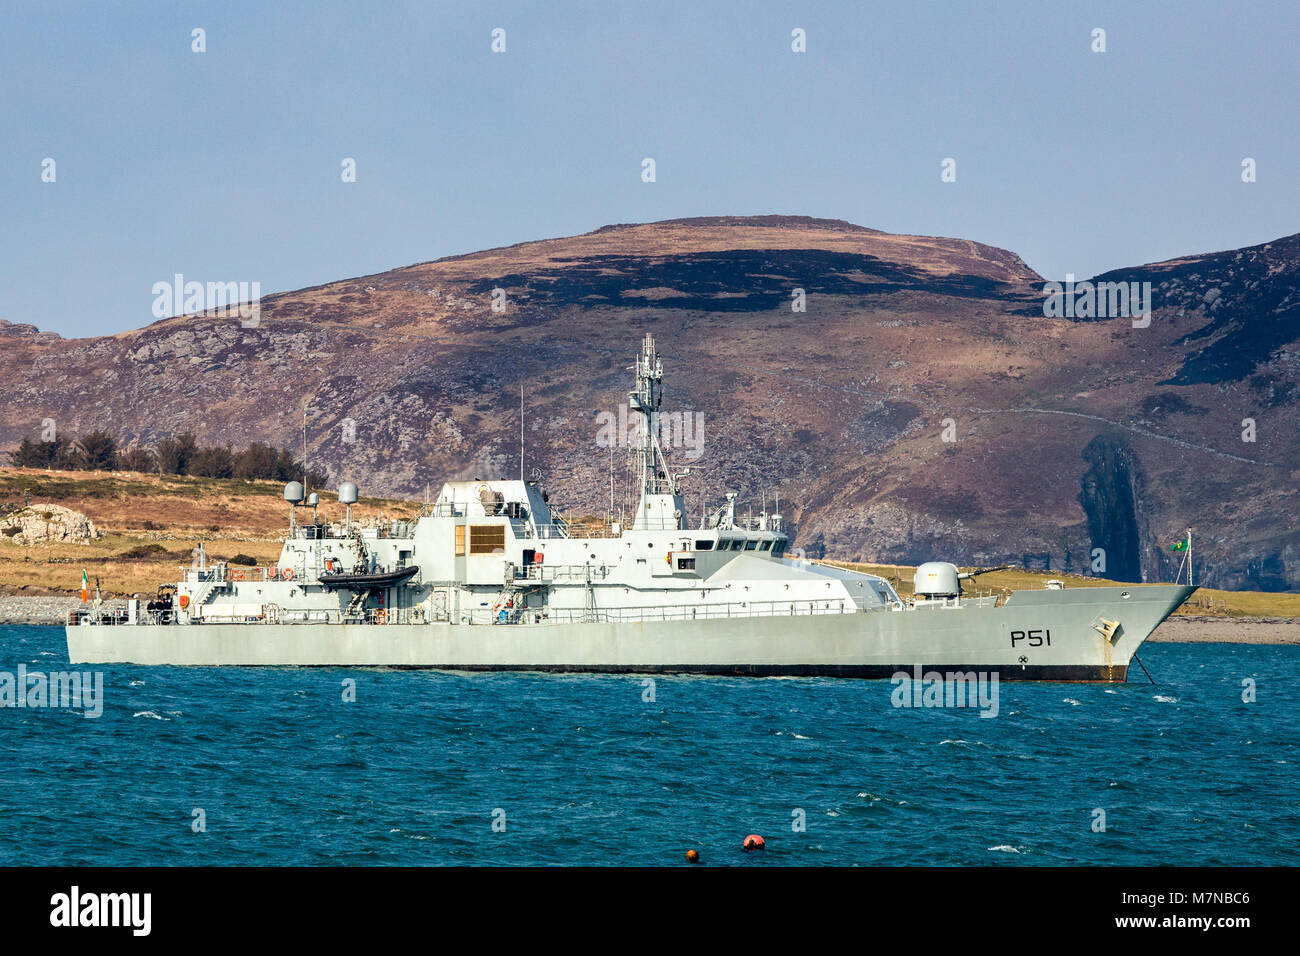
xmin=1 ymin=625 xmax=1295 ymax=866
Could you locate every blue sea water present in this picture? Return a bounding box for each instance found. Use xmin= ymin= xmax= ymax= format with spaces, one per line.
xmin=0 ymin=624 xmax=1296 ymax=866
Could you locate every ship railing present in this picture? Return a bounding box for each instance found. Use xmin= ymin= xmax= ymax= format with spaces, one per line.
xmin=530 ymin=521 xmax=625 ymax=540
xmin=530 ymin=523 xmax=570 ymax=540
xmin=359 ymin=519 xmax=418 ymax=540
xmin=66 ymin=606 xmax=131 ymax=626
xmin=188 ymin=565 xmax=348 ymax=584
xmin=68 ymin=604 xmax=441 ymax=626
xmin=620 ymin=518 xmax=684 ymax=531
xmin=542 ymin=598 xmax=857 ymax=624
xmin=191 ymin=605 xmax=436 ymax=625
xmin=67 ymin=606 xmax=182 ymax=626
xmin=516 ymin=564 xmax=614 ymax=583
xmin=560 ymin=522 xmax=623 ymax=539
xmin=963 ymin=589 xmax=1003 ymax=607
xmin=181 ymin=565 xmax=280 ymax=584
xmin=734 ymin=516 xmax=782 ymax=532
xmin=290 ymin=521 xmax=408 ymax=541
xmin=909 ymin=592 xmax=1001 ymax=610
xmin=290 ymin=518 xmax=419 ymax=541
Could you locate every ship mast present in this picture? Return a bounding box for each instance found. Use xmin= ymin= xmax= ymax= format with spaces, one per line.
xmin=628 ymin=333 xmax=684 ymax=530
xmin=630 ymin=333 xmax=674 ymax=497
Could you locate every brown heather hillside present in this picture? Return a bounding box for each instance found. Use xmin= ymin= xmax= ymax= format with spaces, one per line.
xmin=1 ymin=216 xmax=1297 ymax=591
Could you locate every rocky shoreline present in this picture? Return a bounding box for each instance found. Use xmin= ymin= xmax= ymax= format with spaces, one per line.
xmin=0 ymin=595 xmax=124 ymax=626
xmin=1149 ymin=615 xmax=1300 ymax=645
xmin=2 ymin=595 xmax=1298 ymax=644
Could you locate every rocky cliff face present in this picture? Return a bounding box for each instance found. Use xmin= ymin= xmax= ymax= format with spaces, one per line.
xmin=1 ymin=504 xmax=100 ymax=546
xmin=2 ymin=216 xmax=1297 ymax=590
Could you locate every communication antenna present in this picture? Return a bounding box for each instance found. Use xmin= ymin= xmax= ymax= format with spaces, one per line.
xmin=520 ymin=381 xmax=525 ymax=482
xmin=302 ymin=405 xmax=309 ymax=492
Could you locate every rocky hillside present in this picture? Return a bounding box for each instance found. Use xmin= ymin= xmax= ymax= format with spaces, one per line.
xmin=2 ymin=216 xmax=1297 ymax=590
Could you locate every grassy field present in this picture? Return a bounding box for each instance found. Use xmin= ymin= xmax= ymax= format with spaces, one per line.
xmin=0 ymin=467 xmax=417 ymax=597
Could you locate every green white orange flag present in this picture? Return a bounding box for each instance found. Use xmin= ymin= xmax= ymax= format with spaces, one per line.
xmin=81 ymin=569 xmax=89 ymax=603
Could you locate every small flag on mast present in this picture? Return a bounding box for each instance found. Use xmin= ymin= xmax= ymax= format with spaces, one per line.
xmin=80 ymin=569 xmax=89 ymax=603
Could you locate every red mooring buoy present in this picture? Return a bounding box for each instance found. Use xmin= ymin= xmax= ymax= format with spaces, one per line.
xmin=742 ymin=834 xmax=765 ymax=851
xmin=686 ymin=849 xmax=701 ymax=864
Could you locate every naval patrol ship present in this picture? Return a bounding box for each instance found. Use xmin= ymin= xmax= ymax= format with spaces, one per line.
xmin=67 ymin=334 xmax=1194 ymax=680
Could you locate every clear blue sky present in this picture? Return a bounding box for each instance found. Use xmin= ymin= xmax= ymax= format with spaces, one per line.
xmin=3 ymin=0 xmax=1296 ymax=338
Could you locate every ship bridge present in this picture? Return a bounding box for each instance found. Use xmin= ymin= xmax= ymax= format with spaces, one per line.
xmin=436 ymin=480 xmax=554 ymax=528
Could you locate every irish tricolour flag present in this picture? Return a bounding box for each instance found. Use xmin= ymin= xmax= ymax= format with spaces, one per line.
xmin=80 ymin=569 xmax=89 ymax=603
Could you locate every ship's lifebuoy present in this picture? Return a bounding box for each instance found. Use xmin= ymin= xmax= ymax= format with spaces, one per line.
xmin=283 ymin=568 xmax=295 ymax=580
xmin=232 ymin=569 xmax=244 ymax=581
xmin=375 ymin=608 xmax=387 ymax=625
xmin=178 ymin=594 xmax=190 ymax=609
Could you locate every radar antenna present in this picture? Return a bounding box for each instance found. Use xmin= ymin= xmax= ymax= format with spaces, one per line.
xmin=629 ymin=333 xmax=675 ymax=497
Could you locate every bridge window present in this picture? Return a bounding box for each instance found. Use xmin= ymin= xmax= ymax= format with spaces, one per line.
xmin=745 ymin=540 xmax=758 ymax=551
xmin=455 ymin=526 xmax=466 ymax=556
xmin=730 ymin=540 xmax=743 ymax=551
xmin=677 ymin=557 xmax=696 ymax=570
xmin=695 ymin=539 xmax=714 ymax=551
xmin=469 ymin=525 xmax=506 ymax=555
xmin=759 ymin=540 xmax=772 ymax=551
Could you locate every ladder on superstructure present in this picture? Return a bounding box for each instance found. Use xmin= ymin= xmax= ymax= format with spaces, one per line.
xmin=582 ymin=564 xmax=598 ymax=623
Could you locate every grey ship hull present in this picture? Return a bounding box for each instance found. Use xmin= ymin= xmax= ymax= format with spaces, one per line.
xmin=66 ymin=584 xmax=1193 ymax=681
